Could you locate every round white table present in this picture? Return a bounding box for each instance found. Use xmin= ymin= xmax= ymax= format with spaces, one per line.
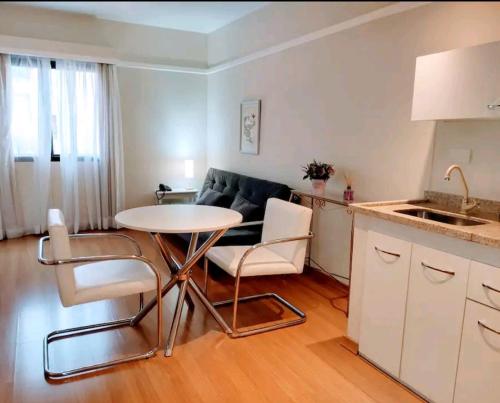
xmin=116 ymin=204 xmax=242 ymax=234
xmin=116 ymin=204 xmax=242 ymax=356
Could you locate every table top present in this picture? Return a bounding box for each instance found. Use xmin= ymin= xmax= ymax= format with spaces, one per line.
xmin=115 ymin=205 xmax=243 ymax=234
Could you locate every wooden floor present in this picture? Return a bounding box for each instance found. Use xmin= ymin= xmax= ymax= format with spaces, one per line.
xmin=0 ymin=230 xmax=422 ymax=403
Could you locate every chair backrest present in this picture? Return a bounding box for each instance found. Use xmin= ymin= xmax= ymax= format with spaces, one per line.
xmin=47 ymin=209 xmax=76 ymax=307
xmin=261 ymin=198 xmax=312 ymax=273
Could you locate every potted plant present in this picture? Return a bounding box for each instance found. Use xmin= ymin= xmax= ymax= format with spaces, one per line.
xmin=302 ymin=160 xmax=335 ymax=196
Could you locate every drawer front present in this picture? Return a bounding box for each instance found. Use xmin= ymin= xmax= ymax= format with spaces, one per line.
xmin=359 ymin=231 xmax=412 ymax=378
xmin=401 ymin=244 xmax=469 ymax=403
xmin=468 ymin=261 xmax=500 ymax=310
xmin=454 ymin=300 xmax=500 ymax=403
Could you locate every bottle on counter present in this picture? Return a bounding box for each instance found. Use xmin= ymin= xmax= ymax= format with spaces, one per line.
xmin=343 ymin=185 xmax=354 ymax=202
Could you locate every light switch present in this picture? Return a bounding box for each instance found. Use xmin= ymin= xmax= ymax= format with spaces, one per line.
xmin=449 ymin=148 xmax=471 ymax=164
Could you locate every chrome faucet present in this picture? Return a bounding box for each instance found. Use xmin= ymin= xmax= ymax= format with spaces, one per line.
xmin=444 ymin=164 xmax=478 ymax=214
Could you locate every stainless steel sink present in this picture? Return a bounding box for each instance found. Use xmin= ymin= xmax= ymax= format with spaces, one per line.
xmin=394 ymin=208 xmax=486 ymax=226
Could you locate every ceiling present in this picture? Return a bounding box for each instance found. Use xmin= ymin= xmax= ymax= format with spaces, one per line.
xmin=9 ymin=1 xmax=269 ymax=34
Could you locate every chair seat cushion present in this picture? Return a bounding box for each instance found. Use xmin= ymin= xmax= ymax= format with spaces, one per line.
xmin=72 ymin=259 xmax=157 ymax=305
xmin=206 ymin=245 xmax=299 ymax=278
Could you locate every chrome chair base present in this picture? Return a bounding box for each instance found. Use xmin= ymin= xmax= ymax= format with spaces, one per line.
xmin=212 ymin=292 xmax=306 ymax=338
xmin=44 ymin=295 xmax=160 ymax=380
xmin=204 ymin=255 xmax=307 ymax=338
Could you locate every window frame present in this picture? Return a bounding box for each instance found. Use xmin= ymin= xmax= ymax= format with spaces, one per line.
xmin=49 ymin=60 xmax=60 ymax=162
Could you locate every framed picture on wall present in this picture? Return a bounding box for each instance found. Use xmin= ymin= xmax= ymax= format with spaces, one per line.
xmin=240 ymin=99 xmax=261 ymax=155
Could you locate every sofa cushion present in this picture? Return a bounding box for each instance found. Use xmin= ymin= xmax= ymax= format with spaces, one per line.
xmin=195 ymin=188 xmax=231 ymax=207
xmin=230 ymin=194 xmax=261 ymax=222
xmin=199 ymin=168 xmax=291 ymax=221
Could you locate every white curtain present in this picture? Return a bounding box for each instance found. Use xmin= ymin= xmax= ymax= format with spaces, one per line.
xmin=0 ymin=54 xmax=52 ymax=239
xmin=55 ymin=60 xmax=124 ymax=233
xmin=0 ymin=54 xmax=24 ymax=239
xmin=97 ymin=64 xmax=125 ymax=229
xmin=10 ymin=55 xmax=53 ymax=235
xmin=0 ymin=55 xmax=124 ymax=238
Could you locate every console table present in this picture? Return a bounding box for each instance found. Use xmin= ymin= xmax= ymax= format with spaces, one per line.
xmin=290 ymin=190 xmax=360 ymax=316
xmin=155 ymin=188 xmax=199 ymax=205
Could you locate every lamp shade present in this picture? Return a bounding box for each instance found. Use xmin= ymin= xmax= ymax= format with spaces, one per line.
xmin=184 ymin=159 xmax=194 ymax=179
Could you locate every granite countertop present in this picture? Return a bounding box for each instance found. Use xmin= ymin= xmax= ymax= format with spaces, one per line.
xmin=351 ymin=192 xmax=500 ymax=249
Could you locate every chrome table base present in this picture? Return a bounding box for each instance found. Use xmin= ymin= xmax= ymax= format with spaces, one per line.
xmin=132 ymin=230 xmax=232 ymax=357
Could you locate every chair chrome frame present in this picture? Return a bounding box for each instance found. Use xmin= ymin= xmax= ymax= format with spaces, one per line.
xmin=38 ymin=233 xmax=163 ymax=380
xmin=204 ymin=232 xmax=313 ymax=338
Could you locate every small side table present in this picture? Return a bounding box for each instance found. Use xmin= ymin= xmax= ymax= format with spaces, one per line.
xmin=155 ymin=188 xmax=199 ymax=205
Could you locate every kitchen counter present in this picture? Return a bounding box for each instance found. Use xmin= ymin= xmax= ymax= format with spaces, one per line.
xmin=351 ymin=194 xmax=500 ymax=248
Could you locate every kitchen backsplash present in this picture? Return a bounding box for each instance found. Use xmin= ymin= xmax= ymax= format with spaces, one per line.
xmin=429 ymin=120 xmax=500 ymax=201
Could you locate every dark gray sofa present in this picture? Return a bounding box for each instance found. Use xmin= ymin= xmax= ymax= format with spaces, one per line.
xmin=177 ymin=168 xmax=291 ymax=247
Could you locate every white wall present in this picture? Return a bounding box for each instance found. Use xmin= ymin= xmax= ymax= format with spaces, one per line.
xmin=205 ymin=2 xmax=500 ymax=282
xmin=206 ymin=2 xmax=500 ymax=203
xmin=429 ymin=120 xmax=500 ymax=201
xmin=118 ymin=68 xmax=207 ymax=208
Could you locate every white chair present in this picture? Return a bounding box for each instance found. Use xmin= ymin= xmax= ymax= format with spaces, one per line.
xmin=38 ymin=209 xmax=163 ymax=379
xmin=204 ymin=198 xmax=313 ymax=337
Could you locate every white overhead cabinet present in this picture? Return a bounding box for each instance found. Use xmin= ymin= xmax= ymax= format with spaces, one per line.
xmin=412 ymin=40 xmax=500 ymax=120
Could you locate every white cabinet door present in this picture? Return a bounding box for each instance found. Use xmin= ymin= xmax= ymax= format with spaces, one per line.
xmin=400 ymin=244 xmax=469 ymax=403
xmin=412 ymin=40 xmax=500 ymax=120
xmin=455 ymin=300 xmax=500 ymax=403
xmin=359 ymin=231 xmax=412 ymax=378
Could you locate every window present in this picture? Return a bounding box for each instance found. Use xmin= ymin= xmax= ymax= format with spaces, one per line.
xmin=11 ymin=58 xmax=99 ymax=161
xmin=11 ymin=63 xmax=40 ymax=158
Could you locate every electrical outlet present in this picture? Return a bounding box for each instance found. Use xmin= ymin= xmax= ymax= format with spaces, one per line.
xmin=449 ymin=148 xmax=471 ymax=164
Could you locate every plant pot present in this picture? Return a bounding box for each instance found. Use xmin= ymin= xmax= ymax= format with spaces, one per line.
xmin=311 ymin=179 xmax=327 ymax=196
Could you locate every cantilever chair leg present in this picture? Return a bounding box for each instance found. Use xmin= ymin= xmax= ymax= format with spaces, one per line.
xmin=44 ymin=286 xmax=162 ymax=380
xmin=210 ymin=270 xmax=306 ymax=338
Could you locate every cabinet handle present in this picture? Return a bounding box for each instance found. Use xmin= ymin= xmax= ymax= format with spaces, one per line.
xmin=421 ymin=262 xmax=455 ymax=276
xmin=374 ymin=246 xmax=400 ymax=258
xmin=478 ymin=320 xmax=500 ymax=335
xmin=487 ymin=104 xmax=500 ymax=110
xmin=482 ymin=283 xmax=500 ymax=294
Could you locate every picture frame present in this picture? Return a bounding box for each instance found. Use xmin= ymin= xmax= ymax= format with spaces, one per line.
xmin=240 ymin=99 xmax=261 ymax=155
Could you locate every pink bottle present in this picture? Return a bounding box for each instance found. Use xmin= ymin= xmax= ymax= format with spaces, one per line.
xmin=343 ymin=186 xmax=354 ymax=202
